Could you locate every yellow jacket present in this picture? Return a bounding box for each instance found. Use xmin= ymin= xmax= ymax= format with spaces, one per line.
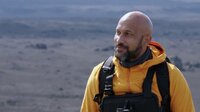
xmin=81 ymin=42 xmax=195 ymax=112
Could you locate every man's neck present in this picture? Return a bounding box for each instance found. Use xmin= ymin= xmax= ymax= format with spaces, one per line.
xmin=119 ymin=47 xmax=152 ymax=68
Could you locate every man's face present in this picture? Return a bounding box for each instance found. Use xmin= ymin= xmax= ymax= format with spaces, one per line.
xmin=114 ymin=19 xmax=145 ymax=61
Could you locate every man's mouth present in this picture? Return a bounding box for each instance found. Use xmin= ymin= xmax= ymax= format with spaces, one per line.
xmin=116 ymin=44 xmax=128 ymax=51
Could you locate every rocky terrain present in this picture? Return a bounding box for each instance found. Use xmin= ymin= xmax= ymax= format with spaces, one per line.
xmin=0 ymin=0 xmax=200 ymax=111
xmin=0 ymin=25 xmax=199 ymax=112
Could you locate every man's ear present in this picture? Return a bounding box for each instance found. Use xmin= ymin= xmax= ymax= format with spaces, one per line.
xmin=145 ymin=35 xmax=152 ymax=45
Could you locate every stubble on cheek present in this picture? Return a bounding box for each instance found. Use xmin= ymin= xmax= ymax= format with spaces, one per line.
xmin=114 ymin=43 xmax=129 ymax=61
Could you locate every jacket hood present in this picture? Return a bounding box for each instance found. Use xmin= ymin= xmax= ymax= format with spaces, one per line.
xmin=113 ymin=41 xmax=167 ymax=71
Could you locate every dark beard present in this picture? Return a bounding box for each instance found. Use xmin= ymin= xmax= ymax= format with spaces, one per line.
xmin=118 ymin=47 xmax=152 ymax=68
xmin=114 ymin=43 xmax=128 ymax=61
xmin=115 ymin=46 xmax=142 ymax=62
xmin=115 ymin=36 xmax=144 ymax=62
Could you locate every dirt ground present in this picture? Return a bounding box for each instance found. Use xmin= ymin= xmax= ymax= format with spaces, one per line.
xmin=0 ymin=37 xmax=199 ymax=112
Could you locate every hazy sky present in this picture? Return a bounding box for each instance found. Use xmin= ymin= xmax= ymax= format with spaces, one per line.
xmin=0 ymin=0 xmax=199 ymax=20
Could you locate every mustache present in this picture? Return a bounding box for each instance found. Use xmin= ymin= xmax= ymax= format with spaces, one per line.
xmin=115 ymin=43 xmax=129 ymax=49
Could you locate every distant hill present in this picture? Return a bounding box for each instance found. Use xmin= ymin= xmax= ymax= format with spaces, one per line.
xmin=0 ymin=0 xmax=200 ymax=39
xmin=0 ymin=0 xmax=200 ymax=21
xmin=0 ymin=19 xmax=199 ymax=39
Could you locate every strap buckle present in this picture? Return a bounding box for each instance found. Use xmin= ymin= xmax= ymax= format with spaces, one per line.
xmin=93 ymin=93 xmax=103 ymax=104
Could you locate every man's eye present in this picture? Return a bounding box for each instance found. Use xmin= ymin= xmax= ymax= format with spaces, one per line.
xmin=124 ymin=32 xmax=130 ymax=36
xmin=116 ymin=31 xmax=121 ymax=35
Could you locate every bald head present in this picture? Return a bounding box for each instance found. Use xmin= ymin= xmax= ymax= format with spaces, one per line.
xmin=114 ymin=11 xmax=153 ymax=61
xmin=119 ymin=11 xmax=153 ymax=37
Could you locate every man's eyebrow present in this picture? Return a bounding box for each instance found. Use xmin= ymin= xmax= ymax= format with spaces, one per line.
xmin=125 ymin=30 xmax=135 ymax=34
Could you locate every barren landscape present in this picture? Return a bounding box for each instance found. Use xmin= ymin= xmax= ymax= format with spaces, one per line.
xmin=0 ymin=0 xmax=200 ymax=112
xmin=0 ymin=19 xmax=199 ymax=112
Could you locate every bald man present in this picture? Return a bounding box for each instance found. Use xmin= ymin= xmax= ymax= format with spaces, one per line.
xmin=81 ymin=11 xmax=195 ymax=112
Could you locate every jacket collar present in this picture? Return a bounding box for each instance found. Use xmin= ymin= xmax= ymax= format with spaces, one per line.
xmin=113 ymin=41 xmax=166 ymax=71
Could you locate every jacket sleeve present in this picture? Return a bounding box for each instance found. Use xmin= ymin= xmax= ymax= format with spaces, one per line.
xmin=81 ymin=63 xmax=103 ymax=112
xmin=169 ymin=64 xmax=195 ymax=112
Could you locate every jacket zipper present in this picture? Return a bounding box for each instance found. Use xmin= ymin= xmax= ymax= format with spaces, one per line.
xmin=127 ymin=69 xmax=131 ymax=92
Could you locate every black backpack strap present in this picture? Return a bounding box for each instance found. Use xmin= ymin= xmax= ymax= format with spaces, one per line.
xmin=143 ymin=65 xmax=156 ymax=97
xmin=94 ymin=56 xmax=171 ymax=112
xmin=165 ymin=57 xmax=171 ymax=63
xmin=143 ymin=61 xmax=171 ymax=112
xmin=156 ymin=61 xmax=171 ymax=112
xmin=104 ymin=74 xmax=115 ymax=95
xmin=93 ymin=56 xmax=114 ymax=104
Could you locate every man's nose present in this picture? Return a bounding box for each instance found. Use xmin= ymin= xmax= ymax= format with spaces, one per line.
xmin=115 ymin=34 xmax=125 ymax=43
